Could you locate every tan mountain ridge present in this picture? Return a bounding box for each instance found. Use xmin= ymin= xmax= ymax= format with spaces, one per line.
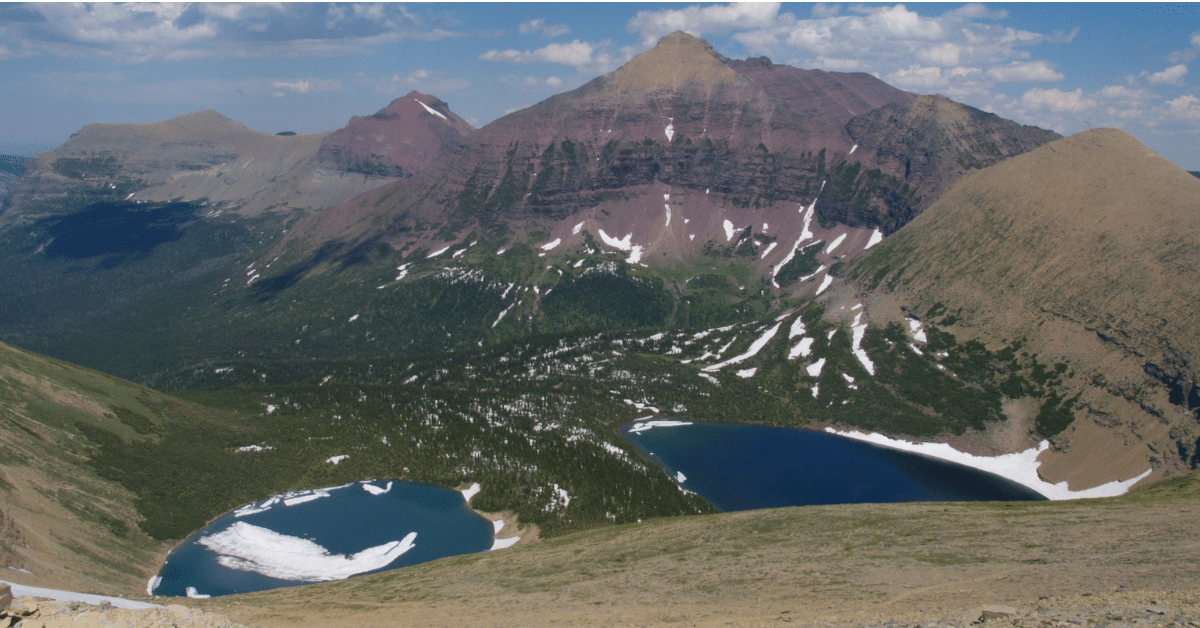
xmin=849 ymin=128 xmax=1200 ymax=489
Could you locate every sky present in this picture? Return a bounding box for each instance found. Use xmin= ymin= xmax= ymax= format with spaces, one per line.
xmin=2 ymin=2 xmax=1199 ymax=169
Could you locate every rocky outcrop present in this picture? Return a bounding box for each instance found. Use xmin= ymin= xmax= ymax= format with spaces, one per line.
xmin=317 ymin=91 xmax=474 ymax=177
xmin=846 ymin=94 xmax=1061 ymax=217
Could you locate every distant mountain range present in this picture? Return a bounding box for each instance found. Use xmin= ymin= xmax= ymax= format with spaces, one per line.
xmin=1 ymin=32 xmax=1198 ymax=593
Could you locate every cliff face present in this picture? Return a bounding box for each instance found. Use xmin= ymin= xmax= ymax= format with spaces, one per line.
xmin=317 ymin=91 xmax=475 ymax=178
xmin=286 ymin=32 xmax=1059 ymax=260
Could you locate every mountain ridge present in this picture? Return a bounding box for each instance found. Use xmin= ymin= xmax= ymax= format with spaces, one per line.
xmin=848 ymin=127 xmax=1200 ymax=488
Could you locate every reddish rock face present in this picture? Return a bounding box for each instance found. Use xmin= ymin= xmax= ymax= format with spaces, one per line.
xmin=291 ymin=32 xmax=1058 ymax=257
xmin=317 ymin=91 xmax=475 ymax=178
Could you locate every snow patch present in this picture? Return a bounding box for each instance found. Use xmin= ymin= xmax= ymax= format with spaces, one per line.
xmin=908 ymin=318 xmax=927 ymax=343
xmin=572 ymin=221 xmax=585 ymax=235
xmin=825 ymin=233 xmax=847 ymax=254
xmin=849 ymin=144 xmax=858 ymax=155
xmin=815 ymin=274 xmax=834 ymax=295
xmin=850 ymin=312 xmax=875 ymax=375
xmin=789 ymin=337 xmax=814 ymax=359
xmin=417 ymin=98 xmax=447 ymax=120
xmin=664 ymin=119 xmax=674 ymax=142
xmin=702 ymin=322 xmax=782 ymax=372
xmin=826 ymin=429 xmax=1153 ymax=500
xmin=771 ymin=197 xmax=820 ymax=286
xmin=326 ymin=455 xmax=349 ymax=465
xmin=186 ymin=587 xmax=210 ymax=599
xmin=806 ymin=358 xmax=826 ymax=377
xmin=675 ymin=471 xmax=687 ymax=482
xmin=348 ymin=314 xmax=359 ymax=322
xmin=736 ymin=367 xmax=757 ymax=378
xmin=199 ymin=521 xmax=417 ymax=582
xmin=760 ymin=241 xmax=777 ymax=258
xmin=723 ymin=219 xmax=736 ymax=241
xmin=461 ymin=482 xmax=481 ymax=503
xmin=427 ymin=245 xmax=451 ymax=258
xmin=362 ymin=481 xmax=393 ymax=496
xmin=540 ymin=238 xmax=561 ymax=251
xmin=864 ymin=229 xmax=884 ymax=249
xmin=628 ymin=419 xmax=693 ymax=434
xmin=597 ymin=229 xmax=633 ymax=251
xmin=491 ymin=536 xmax=520 ymax=550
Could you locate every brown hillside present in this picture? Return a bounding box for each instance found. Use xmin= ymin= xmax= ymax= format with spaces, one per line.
xmin=851 ymin=128 xmax=1200 ymax=488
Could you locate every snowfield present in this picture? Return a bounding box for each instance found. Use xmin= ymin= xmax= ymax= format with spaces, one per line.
xmin=199 ymin=522 xmax=418 ymax=582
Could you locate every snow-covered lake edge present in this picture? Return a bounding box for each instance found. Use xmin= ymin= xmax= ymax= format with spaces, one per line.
xmin=825 ymin=428 xmax=1152 ymax=500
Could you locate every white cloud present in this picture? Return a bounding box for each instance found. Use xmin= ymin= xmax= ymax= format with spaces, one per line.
xmin=1147 ymin=64 xmax=1188 ymax=87
xmin=519 ymin=19 xmax=545 ymax=35
xmin=720 ymin=3 xmax=1051 ymax=76
xmin=0 ymin=3 xmax=459 ymax=63
xmin=986 ymin=60 xmax=1064 ymax=82
xmin=812 ymin=4 xmax=841 ymax=19
xmin=1021 ymin=87 xmax=1095 ymax=113
xmin=268 ymin=78 xmax=343 ymax=97
xmin=1168 ymin=31 xmax=1200 ymax=63
xmin=481 ymin=40 xmax=594 ymax=65
xmin=519 ymin=18 xmax=570 ymax=38
xmin=1165 ymin=94 xmax=1200 ymax=121
xmin=480 ymin=39 xmax=627 ymax=73
xmin=355 ymin=70 xmax=470 ymax=96
xmin=627 ymin=2 xmax=781 ymax=47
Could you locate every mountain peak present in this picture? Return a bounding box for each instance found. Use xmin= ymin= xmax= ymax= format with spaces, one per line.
xmin=609 ymin=31 xmax=740 ymax=92
xmin=158 ymin=109 xmax=249 ymax=133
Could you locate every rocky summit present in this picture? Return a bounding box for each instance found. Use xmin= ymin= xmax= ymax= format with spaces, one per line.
xmin=317 ymin=90 xmax=474 ymax=178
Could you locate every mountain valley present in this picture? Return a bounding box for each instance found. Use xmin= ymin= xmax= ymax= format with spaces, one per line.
xmin=1 ymin=30 xmax=1198 ymax=626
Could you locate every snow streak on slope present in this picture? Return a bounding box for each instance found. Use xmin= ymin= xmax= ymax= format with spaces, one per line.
xmin=771 ymin=191 xmax=821 ymax=287
xmin=850 ymin=312 xmax=875 ymax=375
xmin=417 ymin=98 xmax=448 ymax=120
xmin=702 ymin=322 xmax=782 ymax=372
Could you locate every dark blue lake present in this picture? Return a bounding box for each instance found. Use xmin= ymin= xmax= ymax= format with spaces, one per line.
xmin=620 ymin=419 xmax=1046 ymax=510
xmin=151 ymin=480 xmax=494 ymax=598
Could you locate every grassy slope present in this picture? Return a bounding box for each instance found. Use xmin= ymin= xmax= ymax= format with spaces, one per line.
xmin=207 ymin=470 xmax=1200 ymax=628
xmin=847 ymin=128 xmax=1200 ymax=488
xmin=0 ymin=341 xmax=180 ymax=592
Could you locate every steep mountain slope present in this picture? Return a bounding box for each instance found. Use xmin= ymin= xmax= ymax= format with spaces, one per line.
xmin=0 ymin=340 xmax=180 ymax=593
xmin=318 ymin=91 xmax=475 ymax=177
xmin=280 ymin=32 xmax=1056 ymax=281
xmin=3 ymin=110 xmax=394 ymax=222
xmin=848 ymin=128 xmax=1200 ymax=488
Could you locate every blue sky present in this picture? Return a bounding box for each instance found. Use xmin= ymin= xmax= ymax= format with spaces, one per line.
xmin=2 ymin=2 xmax=1199 ymax=169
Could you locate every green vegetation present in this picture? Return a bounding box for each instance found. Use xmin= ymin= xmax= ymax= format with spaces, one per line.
xmin=774 ymin=242 xmax=823 ymax=286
